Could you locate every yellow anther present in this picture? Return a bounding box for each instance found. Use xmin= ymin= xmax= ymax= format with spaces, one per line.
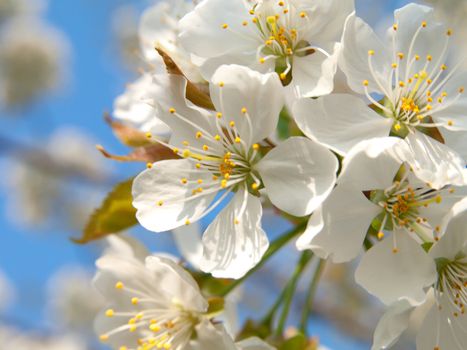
xmin=131 ymin=297 xmax=139 ymax=305
xmin=393 ymin=24 xmax=398 ymax=31
xmin=105 ymin=309 xmax=115 ymax=317
xmin=249 ymin=9 xmax=255 ymax=15
xmin=185 ymin=219 xmax=191 ymax=225
xmin=202 ymin=145 xmax=209 ymax=151
xmin=214 ymin=134 xmax=221 ymax=141
xmin=460 ymin=87 xmax=465 ymax=93
xmin=169 ymin=108 xmax=176 ymax=114
xmin=392 ymin=63 xmax=398 ymax=69
xmin=251 ymin=183 xmax=259 ymax=190
xmin=182 ymin=149 xmax=191 ymax=158
xmin=252 ymin=17 xmax=258 ymax=23
xmin=163 ymin=344 xmax=171 ymax=349
xmin=363 ymin=80 xmax=369 ymax=86
xmin=229 ymin=121 xmax=235 ymax=128
xmin=157 ymin=200 xmax=164 ymax=206
xmin=441 ymin=64 xmax=447 ymax=70
xmin=128 ymin=318 xmax=136 ymax=325
xmin=129 ymin=325 xmax=137 ymax=332
xmin=394 ymin=123 xmax=402 ymax=131
xmin=146 ymin=163 xmax=153 ymax=169
xmin=99 ymin=335 xmax=109 ymax=342
xmin=259 ymin=57 xmax=266 ymax=64
xmin=224 ymin=173 xmax=230 ymax=180
xmin=196 ymin=131 xmax=202 ymax=139
xmin=216 ymin=112 xmax=222 ymax=119
xmin=415 ymin=55 xmax=420 ymax=61
xmin=417 ymin=115 xmax=424 ymax=121
xmin=278 ymin=1 xmax=284 ymax=5
xmin=397 ymin=52 xmax=404 ymax=60
xmin=426 ymin=55 xmax=432 ymax=61
xmin=221 ymin=179 xmax=228 ymax=188
xmin=441 ymin=91 xmax=448 ymax=97
xmin=242 ymin=20 xmax=248 ymax=26
xmin=196 ymin=163 xmax=201 ymax=169
xmin=283 ymin=9 xmax=289 ymax=14
xmin=447 ymin=29 xmax=453 ymax=36
xmin=234 ymin=218 xmax=240 ymax=225
xmin=448 ymin=120 xmax=454 ymax=126
xmin=421 ymin=21 xmax=427 ymax=28
xmin=235 ymin=137 xmax=241 ymax=143
xmin=135 ymin=313 xmax=143 ymax=320
xmin=150 ymin=324 xmax=161 ymax=332
xmin=377 ymin=232 xmax=385 ymax=240
xmin=241 ymin=107 xmax=247 ymax=114
xmin=300 ymin=11 xmax=306 ymax=18
xmin=252 ymin=143 xmax=260 ymax=150
xmin=173 ymin=147 xmax=179 ymax=154
xmin=197 ymin=179 xmax=203 ymax=184
xmin=280 ymin=72 xmax=287 ymax=80
xmin=146 ymin=132 xmax=152 ymax=139
xmin=267 ymin=15 xmax=276 ymax=24
xmin=399 ymin=81 xmax=405 ymax=87
xmin=286 ymin=48 xmax=293 ymax=55
xmin=368 ymin=50 xmax=375 ymax=56
xmin=115 ymin=282 xmax=124 ymax=290
xmin=222 ymin=23 xmax=228 ymax=29
xmin=119 ymin=347 xmax=128 ymax=350
xmin=181 ymin=178 xmax=187 ymax=184
xmin=426 ymin=105 xmax=433 ymax=111
xmin=212 ymin=175 xmax=219 ymax=181
xmin=219 ymin=81 xmax=225 ymax=87
xmin=392 ymin=248 xmax=399 ymax=254
xmin=435 ymin=196 xmax=442 ymax=204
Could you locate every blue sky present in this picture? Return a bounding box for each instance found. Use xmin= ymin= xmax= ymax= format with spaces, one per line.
xmin=0 ymin=0 xmax=413 ymax=348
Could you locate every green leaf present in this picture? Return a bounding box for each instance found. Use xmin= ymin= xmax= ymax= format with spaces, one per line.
xmin=279 ymin=334 xmax=307 ymax=350
xmin=73 ymin=178 xmax=137 ymax=244
xmin=206 ymin=297 xmax=225 ymax=316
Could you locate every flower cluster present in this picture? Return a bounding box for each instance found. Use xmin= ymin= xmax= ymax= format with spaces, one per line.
xmin=94 ymin=1 xmax=467 ymax=349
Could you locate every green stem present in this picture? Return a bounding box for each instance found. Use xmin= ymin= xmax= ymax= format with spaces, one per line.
xmin=275 ymin=250 xmax=313 ymax=337
xmin=299 ymin=259 xmax=326 ymax=334
xmin=218 ymin=220 xmax=308 ymax=297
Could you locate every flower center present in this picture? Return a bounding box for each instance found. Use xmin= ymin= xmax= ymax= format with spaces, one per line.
xmin=367 ymin=165 xmax=448 ymax=245
xmin=362 ymin=21 xmax=464 ymax=138
xmin=99 ymin=281 xmax=199 ymax=350
xmin=436 ymin=257 xmax=467 ymax=318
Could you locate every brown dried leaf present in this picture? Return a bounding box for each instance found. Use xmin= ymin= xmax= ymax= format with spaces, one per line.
xmin=96 ymin=143 xmax=178 ymax=163
xmin=104 ymin=114 xmax=152 ymax=147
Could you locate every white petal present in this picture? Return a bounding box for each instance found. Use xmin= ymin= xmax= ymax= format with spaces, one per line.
xmin=293 ymin=94 xmax=392 ymax=156
xmin=256 ymin=137 xmax=338 ymax=217
xmin=236 ymin=337 xmax=276 ymax=350
xmin=172 ymin=221 xmax=203 ymax=269
xmin=210 ymin=65 xmax=284 ymax=145
xmin=291 ymin=50 xmax=337 ymax=98
xmin=300 ymin=0 xmax=355 ymax=47
xmin=372 ymin=300 xmax=414 ymax=350
xmin=104 ymin=235 xmax=149 ymax=261
xmin=338 ymin=137 xmax=403 ymax=190
xmin=398 ymin=132 xmax=467 ymax=188
xmin=355 ymin=230 xmax=437 ymax=305
xmin=440 ymin=128 xmax=467 ymax=162
xmin=189 ymin=321 xmax=237 ymax=350
xmin=430 ymin=197 xmax=467 ymax=260
xmin=392 ymin=4 xmax=447 ymax=79
xmin=416 ymin=294 xmax=467 ymax=350
xmin=179 ymin=0 xmax=256 ymax=58
xmin=200 ymin=189 xmax=269 ymax=279
xmin=144 ymin=255 xmax=208 ymax=312
xmin=432 ymin=71 xmax=467 ymax=131
xmin=132 ymin=159 xmax=216 ymax=232
xmin=296 ymin=206 xmax=324 ymax=253
xmin=339 ymin=13 xmax=391 ymax=95
xmin=298 ymin=184 xmax=380 ymax=262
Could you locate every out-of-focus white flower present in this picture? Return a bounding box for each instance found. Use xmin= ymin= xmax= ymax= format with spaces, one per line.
xmin=0 ymin=269 xmax=14 ymax=313
xmin=111 ymin=5 xmax=140 ymax=68
xmin=0 ymin=16 xmax=70 ymax=108
xmin=0 ymin=327 xmax=87 ymax=350
xmin=113 ymin=73 xmax=172 ymax=136
xmin=46 ymin=266 xmax=105 ymax=333
xmin=179 ymin=0 xmax=354 ymax=97
xmin=371 ymin=197 xmax=467 ymax=350
xmin=0 ymin=0 xmax=44 ymax=24
xmin=333 ymin=3 xmax=467 ymax=160
xmin=94 ymin=250 xmax=211 ymax=349
xmin=298 ymin=137 xmax=467 ymax=305
xmin=132 ymin=65 xmax=337 ymax=278
xmin=3 ymin=127 xmax=108 ymax=228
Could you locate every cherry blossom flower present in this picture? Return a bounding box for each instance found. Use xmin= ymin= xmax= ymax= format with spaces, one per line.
xmin=298 ymin=137 xmax=467 ymax=305
xmin=179 ymin=0 xmax=354 ymax=97
xmin=372 ymin=197 xmax=467 ymax=350
xmin=294 ymin=4 xmax=467 ymax=160
xmin=132 ymin=64 xmax=338 ymax=278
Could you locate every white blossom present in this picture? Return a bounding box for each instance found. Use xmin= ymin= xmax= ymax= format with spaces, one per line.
xmin=179 ymin=0 xmax=354 ymax=97
xmin=132 ymin=64 xmax=338 ymax=278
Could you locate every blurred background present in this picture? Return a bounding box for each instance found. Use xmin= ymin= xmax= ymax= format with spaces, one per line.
xmin=0 ymin=0 xmax=459 ymax=348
